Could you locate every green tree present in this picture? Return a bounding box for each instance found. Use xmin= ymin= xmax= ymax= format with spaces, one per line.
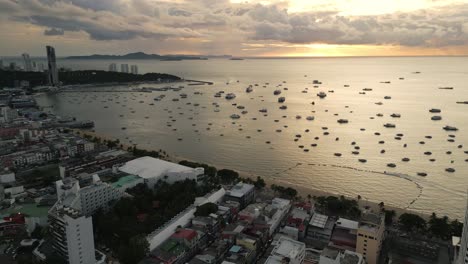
xmin=218 ymin=169 xmax=239 ymax=184
xmin=399 ymin=213 xmax=426 ymax=232
xmin=428 ymin=213 xmax=450 ymax=239
xmin=195 ymin=203 xmax=218 ymax=217
xmin=384 ymin=210 xmax=396 ymax=226
xmin=118 ymin=235 xmax=149 ymax=264
xmin=450 ymin=219 xmax=463 ymax=237
xmin=254 ymin=176 xmax=266 ymax=189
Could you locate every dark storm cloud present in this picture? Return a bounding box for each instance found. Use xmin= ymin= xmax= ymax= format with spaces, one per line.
xmin=44 ymin=27 xmax=64 ymax=35
xmin=0 ymin=0 xmax=467 ymax=48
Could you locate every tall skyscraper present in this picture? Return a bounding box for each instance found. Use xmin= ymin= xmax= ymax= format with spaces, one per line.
xmin=108 ymin=63 xmax=117 ymax=72
xmin=120 ymin=63 xmax=129 ymax=73
xmin=22 ymin=53 xmax=33 ymax=71
xmin=457 ymin=195 xmax=468 ymax=264
xmin=46 ymin=46 xmax=59 ymax=86
xmin=130 ymin=65 xmax=138 ymax=74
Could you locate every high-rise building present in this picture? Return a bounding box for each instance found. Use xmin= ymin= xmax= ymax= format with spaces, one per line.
xmin=355 ymin=212 xmax=385 ymax=264
xmin=9 ymin=62 xmax=16 ymax=70
xmin=120 ymin=63 xmax=129 ymax=73
xmin=108 ymin=63 xmax=117 ymax=72
xmin=457 ymin=195 xmax=468 ymax=264
xmin=130 ymin=65 xmax=138 ymax=74
xmin=22 ymin=53 xmax=33 ymax=71
xmin=46 ymin=46 xmax=59 ymax=85
xmin=49 ymin=178 xmax=96 ymax=264
xmin=0 ymin=59 xmax=3 ymax=69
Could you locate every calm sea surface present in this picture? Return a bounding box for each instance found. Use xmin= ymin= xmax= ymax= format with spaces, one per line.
xmin=31 ymin=57 xmax=468 ymax=219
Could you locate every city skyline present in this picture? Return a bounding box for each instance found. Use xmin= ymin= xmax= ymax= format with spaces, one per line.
xmin=0 ymin=0 xmax=467 ymax=57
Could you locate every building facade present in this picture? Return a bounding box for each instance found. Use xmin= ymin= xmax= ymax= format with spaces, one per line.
xmin=355 ymin=213 xmax=385 ymax=264
xmin=121 ymin=64 xmax=129 ymax=73
xmin=22 ymin=53 xmax=33 ymax=71
xmin=108 ymin=63 xmax=117 ymax=72
xmin=46 ymin=46 xmax=59 ymax=86
xmin=131 ymin=65 xmax=138 ymax=74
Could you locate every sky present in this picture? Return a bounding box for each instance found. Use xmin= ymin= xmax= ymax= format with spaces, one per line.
xmin=0 ymin=0 xmax=467 ymax=57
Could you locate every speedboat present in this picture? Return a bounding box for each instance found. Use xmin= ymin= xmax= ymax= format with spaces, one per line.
xmin=279 ymin=105 xmax=287 ymax=110
xmin=259 ymin=108 xmax=268 ymax=113
xmin=278 ymin=97 xmax=286 ymax=103
xmin=246 ymin=86 xmax=253 ymax=93
xmin=429 ymin=108 xmax=441 ymax=113
xmin=274 ymin=90 xmax=282 ymax=95
xmin=384 ymin=123 xmax=396 ymax=128
xmin=306 ymin=116 xmax=315 ymax=121
xmin=431 ymin=116 xmax=442 ymax=121
xmin=317 ymin=92 xmax=327 ymax=98
xmin=390 ymin=113 xmax=401 ymax=118
xmin=230 ymin=114 xmax=240 ymax=119
xmin=337 ymin=119 xmax=348 ymax=124
xmin=296 ymin=115 xmax=302 ymax=119
xmin=225 ymin=93 xmax=236 ymax=100
xmin=443 ymin=126 xmax=458 ymax=131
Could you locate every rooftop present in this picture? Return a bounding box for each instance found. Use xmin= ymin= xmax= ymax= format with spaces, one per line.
xmin=227 ymin=182 xmax=254 ymax=198
xmin=272 ymin=237 xmax=305 ymax=260
xmin=172 ymin=229 xmax=198 ymax=241
xmin=310 ymin=213 xmax=329 ymax=229
xmin=336 ymin=218 xmax=359 ymax=230
xmin=111 ymin=174 xmax=142 ymax=188
xmin=0 ymin=203 xmax=51 ymax=218
xmin=119 ymin=156 xmax=199 ymax=179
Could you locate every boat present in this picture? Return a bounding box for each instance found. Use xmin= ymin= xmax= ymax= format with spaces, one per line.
xmin=214 ymin=93 xmax=222 ymax=98
xmin=278 ymin=97 xmax=286 ymax=103
xmin=246 ymin=86 xmax=253 ymax=93
xmin=334 ymin=153 xmax=342 ymax=157
xmin=259 ymin=108 xmax=268 ymax=113
xmin=306 ymin=116 xmax=315 ymax=121
xmin=384 ymin=96 xmax=392 ymax=99
xmin=375 ymin=102 xmax=383 ymax=105
xmin=387 ymin=163 xmax=396 ymax=168
xmin=363 ymin=88 xmax=373 ymax=91
xmin=443 ymin=126 xmax=458 ymax=131
xmin=429 ymin=108 xmax=441 ymax=113
xmin=431 ymin=116 xmax=442 ymax=121
xmin=279 ymin=105 xmax=287 ymax=110
xmin=417 ymin=172 xmax=427 ymax=177
xmin=274 ymin=90 xmax=282 ymax=95
xmin=230 ymin=114 xmax=240 ymax=119
xmin=317 ymin=92 xmax=327 ymax=98
xmin=402 ymin=158 xmax=410 ymax=162
xmin=358 ymin=159 xmax=367 ymax=163
xmin=337 ymin=119 xmax=348 ymax=124
xmin=313 ymin=80 xmax=322 ymax=84
xmin=384 ymin=123 xmax=396 ymax=128
xmin=225 ymin=93 xmax=236 ymax=100
xmin=296 ymin=115 xmax=302 ymax=119
xmin=241 ymin=111 xmax=248 ymax=114
xmin=237 ymin=105 xmax=245 ymax=109
xmin=446 ymin=168 xmax=455 ymax=173
xmin=390 ymin=113 xmax=401 ymax=118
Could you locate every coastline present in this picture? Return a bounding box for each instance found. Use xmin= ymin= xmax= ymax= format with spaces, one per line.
xmin=75 ymin=129 xmax=433 ymax=220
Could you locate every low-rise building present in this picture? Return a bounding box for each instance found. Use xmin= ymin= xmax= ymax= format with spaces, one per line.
xmin=119 ymin=156 xmax=205 ymax=188
xmin=225 ymin=183 xmax=255 ymax=209
xmin=306 ymin=213 xmax=335 ymax=249
xmin=265 ymin=236 xmax=306 ymax=264
xmin=319 ymin=247 xmax=365 ymax=264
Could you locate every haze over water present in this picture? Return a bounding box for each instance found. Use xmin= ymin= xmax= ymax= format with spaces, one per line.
xmin=35 ymin=57 xmax=468 ymax=219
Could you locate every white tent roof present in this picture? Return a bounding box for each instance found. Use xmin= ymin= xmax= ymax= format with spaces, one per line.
xmin=119 ymin=156 xmax=195 ymax=179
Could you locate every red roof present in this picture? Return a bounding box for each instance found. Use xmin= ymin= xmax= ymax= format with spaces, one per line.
xmin=171 ymin=229 xmax=197 ymax=241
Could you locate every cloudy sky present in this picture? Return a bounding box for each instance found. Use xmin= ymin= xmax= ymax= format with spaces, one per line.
xmin=0 ymin=0 xmax=467 ymax=56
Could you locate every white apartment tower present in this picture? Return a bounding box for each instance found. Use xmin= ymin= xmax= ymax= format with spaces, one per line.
xmin=121 ymin=63 xmax=129 ymax=73
xmin=22 ymin=53 xmax=33 ymax=71
xmin=46 ymin=46 xmax=59 ymax=85
xmin=457 ymin=195 xmax=468 ymax=264
xmin=130 ymin=65 xmax=138 ymax=74
xmin=108 ymin=63 xmax=117 ymax=72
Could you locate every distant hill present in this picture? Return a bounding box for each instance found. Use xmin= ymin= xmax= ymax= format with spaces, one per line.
xmin=66 ymin=52 xmax=210 ymax=60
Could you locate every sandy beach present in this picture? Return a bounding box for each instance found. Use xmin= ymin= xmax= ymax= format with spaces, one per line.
xmin=76 ymin=129 xmax=432 ymax=220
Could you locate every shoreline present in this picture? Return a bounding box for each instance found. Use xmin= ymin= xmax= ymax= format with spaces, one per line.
xmin=75 ymin=129 xmax=433 ymax=220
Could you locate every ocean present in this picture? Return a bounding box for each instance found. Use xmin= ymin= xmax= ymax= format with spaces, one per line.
xmin=29 ymin=56 xmax=468 ymax=219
